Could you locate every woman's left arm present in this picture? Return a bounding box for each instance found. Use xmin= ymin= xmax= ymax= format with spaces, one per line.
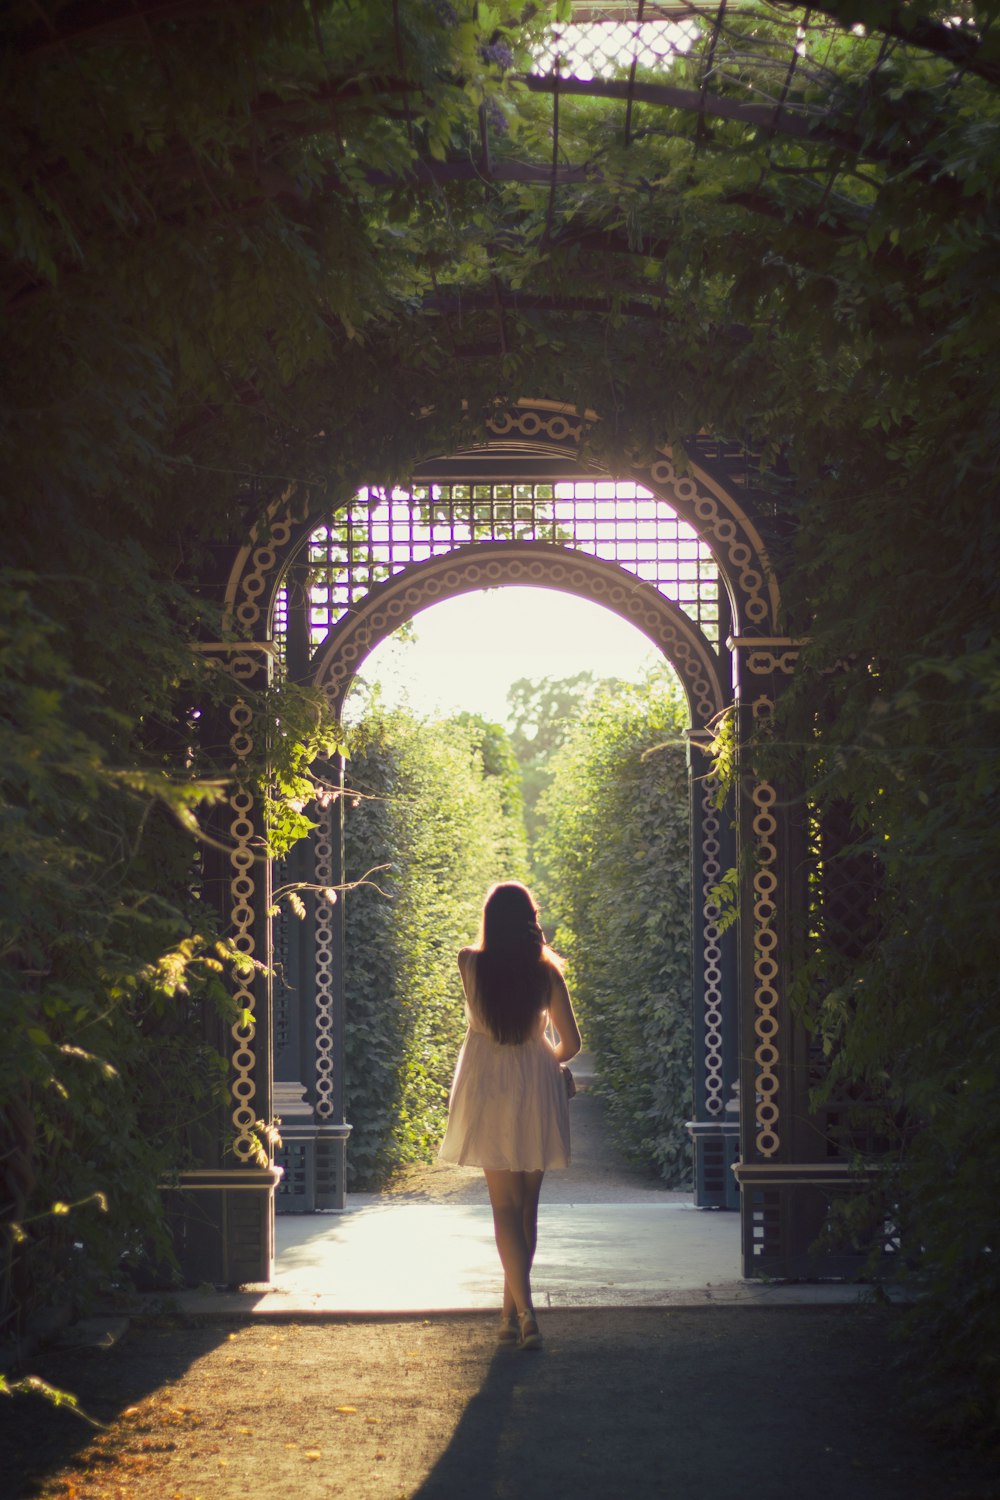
xmin=546 ymin=969 xmax=581 ymax=1063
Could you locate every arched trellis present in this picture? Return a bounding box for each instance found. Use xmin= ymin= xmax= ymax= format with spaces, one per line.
xmin=288 ymin=540 xmax=735 ymax=1215
xmin=185 ymin=406 xmax=827 ymax=1286
xmin=311 ymin=542 xmax=725 ymax=724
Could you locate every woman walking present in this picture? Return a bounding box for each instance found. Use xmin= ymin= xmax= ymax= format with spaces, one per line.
xmin=439 ymin=881 xmax=581 ymax=1349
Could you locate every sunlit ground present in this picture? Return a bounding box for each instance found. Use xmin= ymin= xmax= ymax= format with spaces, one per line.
xmin=270 ymin=1200 xmax=739 ymax=1311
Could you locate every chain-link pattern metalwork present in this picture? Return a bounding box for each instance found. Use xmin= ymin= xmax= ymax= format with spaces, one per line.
xmin=312 ymin=810 xmax=337 ymax=1121
xmin=535 ymin=7 xmax=700 ymax=80
xmin=750 ymin=776 xmax=781 ymax=1159
xmin=228 ymin=513 xmax=295 ymax=640
xmin=699 ymin=773 xmax=726 ymax=1117
xmin=227 ymin=708 xmax=260 ymax=1163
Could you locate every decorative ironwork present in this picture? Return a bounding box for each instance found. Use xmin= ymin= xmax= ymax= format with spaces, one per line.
xmin=227 ymin=511 xmax=295 ymax=640
xmin=226 ymin=705 xmax=261 ymax=1163
xmin=216 ymin=420 xmax=785 ymax=1252
xmin=750 ymin=776 xmax=781 ymax=1159
xmin=734 ymin=637 xmax=804 ymax=676
xmin=274 ymin=477 xmax=721 ymax=661
xmin=312 ymin=807 xmax=337 ymax=1121
xmin=699 ymin=773 xmax=726 ymax=1117
xmin=486 ymin=404 xmax=588 ymax=449
xmin=310 ymin=543 xmax=725 ymax=728
xmin=195 ymin=643 xmax=274 ymax=1165
xmin=646 ymin=454 xmax=774 ymax=629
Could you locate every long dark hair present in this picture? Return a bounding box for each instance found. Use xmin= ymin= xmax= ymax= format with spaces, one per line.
xmin=472 ymin=882 xmax=557 ymax=1044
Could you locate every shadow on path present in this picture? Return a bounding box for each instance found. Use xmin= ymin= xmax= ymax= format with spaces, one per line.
xmin=0 ymin=1322 xmax=232 ymax=1495
xmin=411 ymin=1306 xmax=994 ymax=1500
xmin=5 ymin=1307 xmax=991 ymax=1500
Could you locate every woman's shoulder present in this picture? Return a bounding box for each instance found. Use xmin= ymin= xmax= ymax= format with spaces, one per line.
xmin=457 ymin=946 xmax=478 ymax=969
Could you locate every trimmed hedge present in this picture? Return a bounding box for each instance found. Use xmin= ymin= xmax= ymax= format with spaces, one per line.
xmin=536 ymin=673 xmax=692 ymax=1185
xmin=342 ymin=703 xmax=528 ymax=1188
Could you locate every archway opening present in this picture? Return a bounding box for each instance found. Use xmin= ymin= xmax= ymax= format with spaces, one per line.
xmin=266 ymin=460 xmax=742 ymax=1304
xmin=339 ymin=584 xmax=691 ymax=1172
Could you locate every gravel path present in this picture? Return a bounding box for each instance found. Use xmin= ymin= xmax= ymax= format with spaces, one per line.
xmin=3 ymin=1076 xmax=996 ymax=1499
xmin=4 ymin=1309 xmax=996 ymax=1500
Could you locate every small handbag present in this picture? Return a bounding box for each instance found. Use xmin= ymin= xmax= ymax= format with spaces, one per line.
xmin=560 ymin=1065 xmax=577 ymax=1100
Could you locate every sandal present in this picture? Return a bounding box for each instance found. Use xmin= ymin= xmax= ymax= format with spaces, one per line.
xmin=497 ymin=1314 xmax=518 ymax=1345
xmin=518 ymin=1308 xmax=542 ymax=1350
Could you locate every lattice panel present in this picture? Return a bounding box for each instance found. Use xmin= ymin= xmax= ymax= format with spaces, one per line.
xmin=533 ymin=6 xmax=850 ymax=125
xmin=274 ymin=479 xmax=720 ymax=658
xmin=535 ymin=7 xmax=700 ymax=79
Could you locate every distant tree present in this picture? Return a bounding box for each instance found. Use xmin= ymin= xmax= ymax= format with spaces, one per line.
xmin=452 ymin=712 xmax=527 ymax=823
xmin=507 ymin=672 xmax=603 ymax=860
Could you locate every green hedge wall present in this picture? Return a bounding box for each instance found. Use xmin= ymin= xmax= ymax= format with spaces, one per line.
xmin=342 ymin=703 xmax=528 ymax=1189
xmin=535 ymin=673 xmax=692 ymax=1185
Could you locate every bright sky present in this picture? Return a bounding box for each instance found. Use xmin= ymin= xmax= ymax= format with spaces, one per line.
xmin=342 ymin=586 xmax=668 ymax=727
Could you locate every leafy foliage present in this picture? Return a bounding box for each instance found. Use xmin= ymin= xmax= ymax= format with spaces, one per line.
xmin=1 ymin=0 xmax=998 ymax=1437
xmin=0 ymin=569 xmax=233 ymax=1316
xmin=536 ymin=671 xmax=693 ymax=1184
xmin=766 ymin=641 xmax=1000 ymax=1435
xmin=342 ymin=701 xmax=528 ymax=1188
xmin=0 ymin=0 xmax=541 ymax=1330
xmin=451 ymin=711 xmax=530 ymax=868
xmin=0 ymin=556 xmax=348 ymax=1319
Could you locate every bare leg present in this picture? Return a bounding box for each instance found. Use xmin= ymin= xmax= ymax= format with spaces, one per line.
xmin=522 ymin=1171 xmax=543 ymax=1271
xmin=484 ymin=1168 xmax=544 ymax=1318
xmin=501 ymin=1169 xmax=544 ymax=1319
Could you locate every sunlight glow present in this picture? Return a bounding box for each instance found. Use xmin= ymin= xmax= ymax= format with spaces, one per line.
xmin=297 ymin=478 xmax=720 ymax=652
xmin=535 ymin=15 xmax=698 ymax=80
xmin=343 ymin=586 xmax=674 ymax=727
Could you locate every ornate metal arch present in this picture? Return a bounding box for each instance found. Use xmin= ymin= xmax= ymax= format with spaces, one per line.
xmin=222 ymin=436 xmax=778 ymax=647
xmin=302 ymin=539 xmax=735 ymax=1179
xmin=309 ymin=541 xmax=727 ymax=727
xmin=478 ymin=404 xmax=779 ymax=635
xmin=211 ymin=410 xmax=804 ymax=1264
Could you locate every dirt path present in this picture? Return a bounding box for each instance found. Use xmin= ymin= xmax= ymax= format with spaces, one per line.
xmin=3 ymin=1089 xmax=996 ymax=1500
xmin=3 ymin=1308 xmax=996 ymax=1500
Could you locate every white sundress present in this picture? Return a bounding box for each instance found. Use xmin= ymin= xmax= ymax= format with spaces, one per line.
xmin=437 ymin=956 xmax=571 ymax=1172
